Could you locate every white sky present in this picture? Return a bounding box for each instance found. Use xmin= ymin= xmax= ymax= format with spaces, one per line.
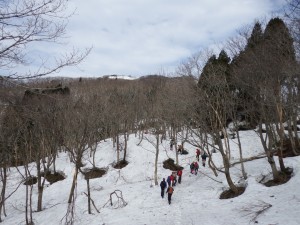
xmin=34 ymin=0 xmax=286 ymax=78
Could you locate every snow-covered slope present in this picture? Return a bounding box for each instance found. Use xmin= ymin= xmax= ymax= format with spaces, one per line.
xmin=2 ymin=130 xmax=300 ymax=225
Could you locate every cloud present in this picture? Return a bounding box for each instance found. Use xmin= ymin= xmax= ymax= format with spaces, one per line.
xmin=22 ymin=0 xmax=287 ymax=77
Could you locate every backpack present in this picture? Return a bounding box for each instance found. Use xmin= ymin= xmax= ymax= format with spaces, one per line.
xmin=167 ymin=187 xmax=174 ymax=194
xmin=190 ymin=163 xmax=194 ymax=169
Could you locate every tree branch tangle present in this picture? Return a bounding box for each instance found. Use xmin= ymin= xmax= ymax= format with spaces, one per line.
xmin=0 ymin=0 xmax=91 ymax=79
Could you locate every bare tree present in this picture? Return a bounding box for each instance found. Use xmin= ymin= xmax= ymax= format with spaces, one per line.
xmin=0 ymin=0 xmax=91 ymax=80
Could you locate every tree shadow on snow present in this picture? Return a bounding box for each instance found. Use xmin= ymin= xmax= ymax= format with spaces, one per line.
xmin=82 ymin=167 xmax=107 ymax=179
xmin=41 ymin=171 xmax=66 ymax=184
xmin=219 ymin=186 xmax=246 ymax=199
xmin=163 ymin=158 xmax=183 ymax=171
xmin=113 ymin=160 xmax=129 ymax=169
xmin=261 ymin=168 xmax=293 ymax=187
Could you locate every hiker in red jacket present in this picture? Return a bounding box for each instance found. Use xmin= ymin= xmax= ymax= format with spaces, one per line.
xmin=194 ymin=161 xmax=199 ymax=175
xmin=177 ymin=170 xmax=182 ymax=184
xmin=170 ymin=174 xmax=174 ymax=186
xmin=196 ymin=149 xmax=201 ymax=162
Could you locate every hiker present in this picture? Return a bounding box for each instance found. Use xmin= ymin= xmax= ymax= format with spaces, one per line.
xmin=160 ymin=178 xmax=167 ymax=198
xmin=177 ymin=145 xmax=183 ymax=154
xmin=172 ymin=174 xmax=177 ymax=186
xmin=201 ymin=151 xmax=208 ymax=167
xmin=177 ymin=170 xmax=182 ymax=184
xmin=170 ymin=174 xmax=175 ymax=186
xmin=166 ymin=186 xmax=174 ymax=204
xmin=196 ymin=149 xmax=201 ymax=161
xmin=190 ymin=162 xmax=195 ymax=174
xmin=170 ymin=138 xmax=175 ymax=150
xmin=194 ymin=161 xmax=199 ymax=175
xmin=167 ymin=175 xmax=171 ymax=187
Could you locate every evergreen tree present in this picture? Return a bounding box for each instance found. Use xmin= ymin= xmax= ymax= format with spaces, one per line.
xmin=245 ymin=22 xmax=264 ymax=50
xmin=264 ymin=17 xmax=295 ymax=64
xmin=198 ymin=51 xmax=231 ymax=88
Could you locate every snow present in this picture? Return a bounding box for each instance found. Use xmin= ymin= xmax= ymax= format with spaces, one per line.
xmin=106 ymin=75 xmax=136 ymax=80
xmin=1 ymin=130 xmax=300 ymax=225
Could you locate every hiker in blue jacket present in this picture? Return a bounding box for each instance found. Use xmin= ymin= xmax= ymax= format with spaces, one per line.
xmin=160 ymin=178 xmax=167 ymax=198
xmin=166 ymin=175 xmax=171 ymax=187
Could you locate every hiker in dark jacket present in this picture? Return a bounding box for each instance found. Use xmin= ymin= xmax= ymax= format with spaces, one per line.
xmin=201 ymin=152 xmax=208 ymax=167
xmin=160 ymin=178 xmax=167 ymax=198
xmin=190 ymin=162 xmax=195 ymax=174
xmin=166 ymin=186 xmax=174 ymax=204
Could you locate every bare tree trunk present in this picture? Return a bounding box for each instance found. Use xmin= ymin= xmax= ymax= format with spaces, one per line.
xmin=29 ymin=185 xmax=33 ymax=225
xmin=258 ymin=123 xmax=280 ymax=181
xmin=92 ymin=146 xmax=96 ymax=168
xmin=222 ymin=128 xmax=231 ymax=161
xmin=224 ymin=158 xmax=238 ymax=193
xmin=68 ymin=167 xmax=78 ymax=204
xmin=203 ymin=133 xmax=218 ymax=177
xmin=217 ymin=135 xmax=239 ymax=193
xmin=53 ymin=152 xmax=57 ymax=173
xmin=87 ymin=178 xmax=91 ymax=214
xmin=174 ymin=129 xmax=179 ymax=165
xmin=0 ymin=167 xmax=7 ymax=222
xmin=25 ymin=181 xmax=29 ymax=225
xmin=154 ymin=134 xmax=159 ymax=185
xmin=276 ymin=100 xmax=286 ymax=172
xmin=24 ymin=166 xmax=33 ymax=225
xmin=37 ymin=160 xmax=44 ymax=212
xmin=123 ymin=133 xmax=128 ymax=162
xmin=236 ymin=129 xmax=247 ymax=179
xmin=287 ymin=118 xmax=300 ymax=155
xmin=116 ymin=135 xmax=120 ymax=163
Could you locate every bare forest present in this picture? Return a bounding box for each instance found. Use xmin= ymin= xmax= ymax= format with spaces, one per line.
xmin=0 ymin=0 xmax=300 ymax=224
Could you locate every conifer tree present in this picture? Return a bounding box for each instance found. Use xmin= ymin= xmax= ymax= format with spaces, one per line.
xmin=245 ymin=22 xmax=264 ymax=50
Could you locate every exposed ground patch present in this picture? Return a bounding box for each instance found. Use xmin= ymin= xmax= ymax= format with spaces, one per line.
xmin=82 ymin=167 xmax=107 ymax=179
xmin=41 ymin=171 xmax=66 ymax=184
xmin=262 ymin=169 xmax=293 ymax=187
xmin=113 ymin=160 xmax=129 ymax=169
xmin=220 ymin=186 xmax=246 ymax=199
xmin=163 ymin=158 xmax=183 ymax=171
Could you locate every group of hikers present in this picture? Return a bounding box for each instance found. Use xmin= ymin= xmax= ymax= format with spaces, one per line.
xmin=160 ymin=147 xmax=209 ymax=205
xmin=160 ymin=170 xmax=182 ymax=204
xmin=190 ymin=148 xmax=208 ymax=174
